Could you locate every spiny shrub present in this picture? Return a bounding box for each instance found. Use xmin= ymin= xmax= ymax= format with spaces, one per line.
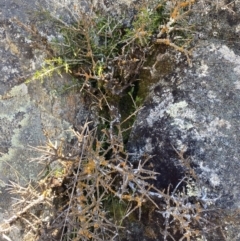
xmin=0 ymin=119 xmax=224 ymax=241
xmin=28 ymin=0 xmax=196 ymax=93
xmin=0 ymin=1 xmax=229 ymax=241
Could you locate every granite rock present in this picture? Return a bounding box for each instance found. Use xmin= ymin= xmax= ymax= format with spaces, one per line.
xmin=0 ymin=1 xmax=90 ymax=240
xmin=128 ymin=1 xmax=240 ymax=239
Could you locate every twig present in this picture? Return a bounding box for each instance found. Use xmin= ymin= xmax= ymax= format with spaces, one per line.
xmin=0 ymin=195 xmax=46 ymax=233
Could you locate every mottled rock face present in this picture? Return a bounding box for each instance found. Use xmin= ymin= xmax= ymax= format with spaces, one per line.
xmin=0 ymin=0 xmax=95 ymax=181
xmin=0 ymin=1 xmax=91 ymax=240
xmin=129 ymin=43 xmax=240 ymax=197
xmin=1 ymin=0 xmax=240 ymax=240
xmin=128 ymin=1 xmax=240 ymax=239
xmin=0 ymin=0 xmax=136 ymax=240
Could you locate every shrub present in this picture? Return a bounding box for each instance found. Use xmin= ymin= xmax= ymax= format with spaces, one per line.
xmin=0 ymin=1 xmax=229 ymax=241
xmin=27 ymin=0 xmax=195 ymax=92
xmin=0 ymin=119 xmax=223 ymax=241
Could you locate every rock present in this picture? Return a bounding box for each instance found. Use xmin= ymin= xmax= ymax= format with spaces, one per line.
xmin=1 ymin=0 xmax=240 ymax=240
xmin=0 ymin=0 xmax=135 ymax=239
xmin=128 ymin=1 xmax=240 ymax=240
xmin=0 ymin=1 xmax=91 ymax=240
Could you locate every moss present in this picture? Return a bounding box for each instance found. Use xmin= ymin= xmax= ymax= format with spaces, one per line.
xmin=133 ymin=46 xmax=173 ymax=105
xmin=103 ymin=195 xmax=129 ymax=225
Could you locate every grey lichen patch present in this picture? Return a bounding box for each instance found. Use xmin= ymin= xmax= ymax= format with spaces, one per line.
xmin=166 ymin=101 xmax=196 ymax=130
xmin=166 ymin=101 xmax=189 ymax=118
xmin=198 ymin=162 xmax=221 ymax=189
xmin=146 ymin=94 xmax=196 ymax=130
xmin=0 ymin=84 xmax=30 ymax=120
xmin=39 ymin=109 xmax=73 ymax=141
xmin=0 ymin=81 xmax=74 ymax=188
xmin=0 ymin=84 xmax=45 ymax=186
xmin=144 ymin=138 xmax=153 ymax=153
xmin=217 ymin=45 xmax=240 ymax=75
xmin=27 ymin=76 xmax=77 ymax=141
xmin=146 ymin=91 xmax=174 ymax=127
xmin=0 ymin=115 xmax=24 ymax=154
xmin=196 ymin=117 xmax=231 ymax=141
xmin=209 ymin=173 xmax=221 ymax=188
xmin=196 ymin=60 xmax=209 ymax=77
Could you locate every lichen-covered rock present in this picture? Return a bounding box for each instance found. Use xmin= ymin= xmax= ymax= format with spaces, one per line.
xmin=0 ymin=0 xmax=136 ymax=239
xmin=0 ymin=1 xmax=92 ymax=240
xmin=1 ymin=0 xmax=240 ymax=240
xmin=128 ymin=2 xmax=240 ymax=240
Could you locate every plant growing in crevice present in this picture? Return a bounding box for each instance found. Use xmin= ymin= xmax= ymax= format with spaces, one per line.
xmin=27 ymin=0 xmax=196 ymax=95
xmin=0 ymin=118 xmax=160 ymax=240
xmin=0 ymin=118 xmax=229 ymax=241
xmin=2 ymin=1 xmax=234 ymax=241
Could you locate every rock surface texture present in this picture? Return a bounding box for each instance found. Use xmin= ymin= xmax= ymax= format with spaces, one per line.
xmin=128 ymin=1 xmax=240 ymax=240
xmin=0 ymin=1 xmax=90 ymax=240
xmin=1 ymin=0 xmax=240 ymax=240
xmin=0 ymin=1 xmax=135 ymax=240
